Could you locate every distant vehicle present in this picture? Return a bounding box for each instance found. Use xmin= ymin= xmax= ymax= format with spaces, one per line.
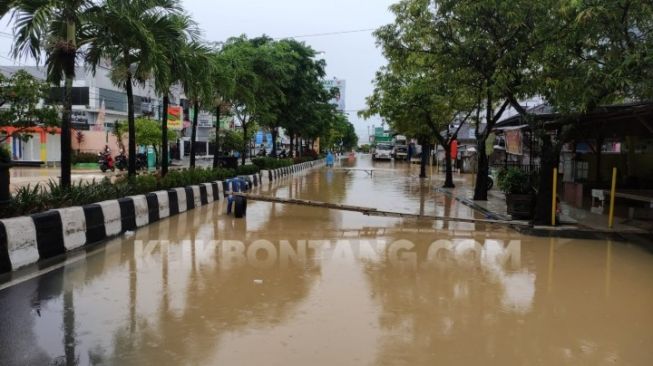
xmin=394 ymin=135 xmax=408 ymax=160
xmin=373 ymin=143 xmax=394 ymax=161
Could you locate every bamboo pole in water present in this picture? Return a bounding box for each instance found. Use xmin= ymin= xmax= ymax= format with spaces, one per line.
xmin=230 ymin=192 xmax=531 ymax=227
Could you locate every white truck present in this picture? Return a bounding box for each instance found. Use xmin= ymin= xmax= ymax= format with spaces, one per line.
xmin=393 ymin=135 xmax=408 ymax=161
xmin=372 ymin=143 xmax=394 ymax=161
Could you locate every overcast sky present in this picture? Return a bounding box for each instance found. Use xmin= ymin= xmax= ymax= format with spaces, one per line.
xmin=0 ymin=0 xmax=397 ymax=144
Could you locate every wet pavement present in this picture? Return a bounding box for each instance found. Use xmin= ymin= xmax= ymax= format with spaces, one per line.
xmin=1 ymin=155 xmax=652 ymax=365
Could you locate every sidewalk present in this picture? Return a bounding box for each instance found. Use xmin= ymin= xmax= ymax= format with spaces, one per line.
xmin=437 ymin=183 xmax=653 ymax=242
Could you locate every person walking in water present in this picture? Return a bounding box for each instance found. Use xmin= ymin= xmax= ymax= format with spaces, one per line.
xmin=326 ymin=151 xmax=335 ymax=167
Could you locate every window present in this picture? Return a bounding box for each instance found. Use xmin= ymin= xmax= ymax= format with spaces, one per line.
xmin=576 ymin=161 xmax=589 ymax=180
xmin=99 ymin=88 xmax=127 ymax=112
xmin=48 ymin=87 xmax=90 ymax=106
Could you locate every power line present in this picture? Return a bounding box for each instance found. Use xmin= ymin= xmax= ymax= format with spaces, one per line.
xmin=274 ymin=28 xmax=376 ymax=40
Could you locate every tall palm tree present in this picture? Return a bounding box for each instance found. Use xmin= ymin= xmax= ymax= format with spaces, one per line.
xmin=150 ymin=13 xmax=200 ymax=176
xmin=181 ymin=42 xmax=213 ymax=168
xmin=86 ymin=0 xmax=183 ymax=177
xmin=1 ymin=0 xmax=94 ymax=188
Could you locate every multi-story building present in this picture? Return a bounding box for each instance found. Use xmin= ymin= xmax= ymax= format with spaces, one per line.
xmin=1 ymin=64 xmax=241 ymax=163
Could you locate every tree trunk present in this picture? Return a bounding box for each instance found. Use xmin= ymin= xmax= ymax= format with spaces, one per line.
xmin=289 ymin=132 xmax=294 ymax=158
xmin=125 ymin=61 xmax=136 ymax=177
xmin=534 ymin=135 xmax=557 ymax=224
xmin=241 ymin=122 xmax=247 ymax=166
xmin=271 ymin=127 xmax=278 ymax=158
xmin=60 ymin=20 xmax=76 ymax=188
xmin=190 ymin=101 xmax=199 ymax=168
xmin=213 ymin=106 xmax=221 ymax=169
xmin=473 ymin=137 xmax=489 ymax=200
xmin=419 ymin=140 xmax=430 ymax=179
xmin=443 ymin=143 xmax=455 ymax=188
xmin=161 ymin=95 xmax=169 ymax=176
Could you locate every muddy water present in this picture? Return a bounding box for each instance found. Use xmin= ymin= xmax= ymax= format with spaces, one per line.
xmin=1 ymin=155 xmax=652 ymax=365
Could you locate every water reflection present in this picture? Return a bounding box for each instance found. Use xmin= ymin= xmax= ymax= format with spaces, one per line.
xmin=0 ymin=156 xmax=652 ymax=365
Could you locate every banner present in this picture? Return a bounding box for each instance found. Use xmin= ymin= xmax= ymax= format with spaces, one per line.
xmin=505 ymin=130 xmax=523 ymax=156
xmin=167 ymin=106 xmax=183 ymax=130
xmin=322 ymin=79 xmax=346 ymax=112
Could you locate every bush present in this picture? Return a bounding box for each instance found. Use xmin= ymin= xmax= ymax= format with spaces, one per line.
xmin=1 ymin=166 xmax=239 ymax=219
xmin=293 ymin=156 xmax=317 ymax=164
xmin=236 ymin=164 xmax=260 ymax=176
xmin=72 ymin=152 xmax=99 ymax=164
xmin=0 ymin=146 xmax=10 ymax=163
xmin=497 ymin=168 xmax=534 ymax=195
xmin=252 ymin=157 xmax=294 ymax=170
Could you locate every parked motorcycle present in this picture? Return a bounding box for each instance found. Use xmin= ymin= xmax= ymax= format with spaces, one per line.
xmin=115 ymin=151 xmax=127 ymax=171
xmin=135 ymin=153 xmax=148 ymax=171
xmin=98 ymin=152 xmax=115 ymax=172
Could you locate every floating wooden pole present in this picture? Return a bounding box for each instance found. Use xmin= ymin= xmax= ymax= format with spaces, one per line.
xmin=230 ymin=192 xmax=531 ymax=227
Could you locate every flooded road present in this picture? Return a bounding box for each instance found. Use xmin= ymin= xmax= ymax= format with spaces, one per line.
xmin=1 ymin=155 xmax=652 ymax=365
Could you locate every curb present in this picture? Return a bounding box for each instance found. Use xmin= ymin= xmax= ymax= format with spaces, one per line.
xmin=436 ymin=187 xmax=653 ymax=244
xmin=0 ymin=159 xmax=327 ymax=274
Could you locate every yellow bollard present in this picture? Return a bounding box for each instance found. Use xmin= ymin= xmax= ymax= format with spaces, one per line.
xmin=608 ymin=167 xmax=617 ymax=229
xmin=551 ymin=167 xmax=558 ymax=226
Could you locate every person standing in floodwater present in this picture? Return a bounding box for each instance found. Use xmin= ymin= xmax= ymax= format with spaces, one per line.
xmin=326 ymin=151 xmax=334 ymax=167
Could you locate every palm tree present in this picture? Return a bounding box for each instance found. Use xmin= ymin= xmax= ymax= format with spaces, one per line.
xmin=86 ymin=0 xmax=183 ymax=177
xmin=209 ymin=48 xmax=235 ymax=169
xmin=1 ymin=0 xmax=94 ymax=188
xmin=181 ymin=42 xmax=213 ymax=168
xmin=150 ymin=13 xmax=200 ymax=176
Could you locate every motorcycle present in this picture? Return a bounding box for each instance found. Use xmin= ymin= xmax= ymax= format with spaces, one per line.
xmin=135 ymin=153 xmax=148 ymax=171
xmin=115 ymin=151 xmax=127 ymax=171
xmin=98 ymin=152 xmax=115 ymax=172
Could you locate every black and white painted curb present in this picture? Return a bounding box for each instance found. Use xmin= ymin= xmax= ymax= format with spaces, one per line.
xmin=260 ymin=159 xmax=326 ymax=184
xmin=0 ymin=159 xmax=327 ymax=274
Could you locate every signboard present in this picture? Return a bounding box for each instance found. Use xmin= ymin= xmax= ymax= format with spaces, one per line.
xmin=505 ymin=130 xmax=523 ymax=156
xmin=322 ymin=79 xmax=346 ymax=112
xmin=168 ymin=106 xmax=183 ymax=130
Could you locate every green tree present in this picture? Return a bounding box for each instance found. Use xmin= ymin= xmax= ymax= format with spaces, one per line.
xmin=151 ymin=12 xmax=200 ymax=175
xmin=271 ymin=39 xmax=328 ymax=158
xmin=1 ymin=0 xmax=95 ymax=187
xmin=180 ymin=42 xmax=213 ymax=168
xmin=86 ymin=0 xmax=183 ymax=177
xmin=524 ymin=0 xmax=653 ymax=223
xmin=219 ymin=36 xmax=288 ymax=165
xmin=115 ymin=118 xmax=176 ymax=166
xmin=209 ymin=48 xmax=236 ymax=168
xmin=364 ymin=64 xmax=474 ymax=182
xmin=0 ymin=70 xmax=59 ymax=144
xmin=379 ymin=0 xmax=556 ymax=195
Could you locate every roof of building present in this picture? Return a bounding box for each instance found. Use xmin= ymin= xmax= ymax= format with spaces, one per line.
xmin=493 ymin=102 xmax=653 ymax=138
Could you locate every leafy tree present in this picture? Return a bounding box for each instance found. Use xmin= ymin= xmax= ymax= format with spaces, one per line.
xmin=365 ymin=63 xmax=474 ymax=182
xmin=522 ymin=0 xmax=653 ymax=223
xmin=215 ymin=129 xmax=246 ymax=155
xmin=180 ymin=42 xmax=213 ymax=168
xmin=1 ymin=0 xmax=95 ymax=187
xmin=0 ymin=70 xmax=59 ymax=145
xmin=219 ymin=36 xmax=288 ymax=165
xmin=271 ymin=39 xmax=328 ymax=157
xmin=322 ymin=112 xmax=358 ymax=152
xmin=115 ymin=118 xmax=176 ymax=166
xmin=150 ymin=11 xmax=200 ymax=175
xmin=208 ymin=48 xmax=236 ymax=168
xmin=86 ymin=0 xmax=183 ymax=177
xmin=378 ymin=0 xmax=556 ymax=195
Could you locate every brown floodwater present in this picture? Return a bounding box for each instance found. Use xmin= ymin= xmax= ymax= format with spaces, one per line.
xmin=1 ymin=155 xmax=652 ymax=365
